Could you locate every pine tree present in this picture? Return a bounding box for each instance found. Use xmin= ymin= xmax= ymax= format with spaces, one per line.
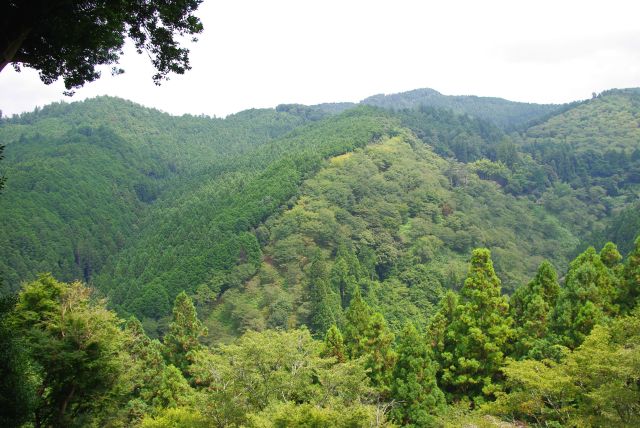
xmin=390 ymin=323 xmax=445 ymax=427
xmin=11 ymin=275 xmax=130 ymax=426
xmin=553 ymin=246 xmax=619 ymax=348
xmin=123 ymin=317 xmax=189 ymax=422
xmin=164 ymin=292 xmax=207 ymax=374
xmin=440 ymin=248 xmax=514 ymax=402
xmin=343 ymin=291 xmax=373 ymax=358
xmin=309 ymin=258 xmax=342 ymax=335
xmin=342 ymin=291 xmax=396 ymax=393
xmin=323 ymin=324 xmax=346 ymax=363
xmin=427 ymin=290 xmax=459 ymax=357
xmin=621 ymin=236 xmax=640 ymax=312
xmin=600 ymin=242 xmax=622 ymax=269
xmin=510 ymin=261 xmax=560 ymax=358
xmin=362 ymin=313 xmax=396 ymax=394
xmin=331 ymin=256 xmax=358 ymax=309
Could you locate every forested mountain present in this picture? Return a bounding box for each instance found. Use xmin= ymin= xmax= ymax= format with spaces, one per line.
xmin=208 ymin=131 xmax=580 ymax=340
xmin=95 ymin=108 xmax=396 ymax=325
xmin=524 ymin=88 xmax=640 ymax=153
xmin=0 ymin=97 xmax=312 ymax=290
xmin=1 ymin=88 xmax=640 ymax=427
xmin=361 ymin=88 xmax=561 ymax=129
xmin=2 ymin=90 xmax=640 ymax=327
xmin=287 ymin=87 xmax=563 ymax=129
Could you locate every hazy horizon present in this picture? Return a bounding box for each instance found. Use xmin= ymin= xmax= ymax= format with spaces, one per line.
xmin=2 ymin=0 xmax=640 ymax=117
xmin=2 ymin=85 xmax=599 ymax=120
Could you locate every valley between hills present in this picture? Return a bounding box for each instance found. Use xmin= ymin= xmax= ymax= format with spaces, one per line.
xmin=1 ymin=88 xmax=639 ymax=427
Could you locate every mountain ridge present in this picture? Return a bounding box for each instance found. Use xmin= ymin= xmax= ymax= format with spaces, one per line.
xmin=1 ymin=89 xmax=639 ymax=332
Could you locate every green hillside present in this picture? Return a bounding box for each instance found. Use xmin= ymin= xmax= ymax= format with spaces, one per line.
xmin=0 ymin=97 xmax=310 ymax=290
xmin=361 ymin=88 xmax=560 ymax=129
xmin=2 ymin=90 xmax=639 ymax=331
xmin=95 ymin=108 xmax=396 ymax=322
xmin=206 ymin=131 xmax=584 ymax=340
xmin=2 ymin=89 xmax=640 ymax=427
xmin=516 ymin=90 xmax=640 ymax=241
xmin=524 ymin=88 xmax=640 ymax=153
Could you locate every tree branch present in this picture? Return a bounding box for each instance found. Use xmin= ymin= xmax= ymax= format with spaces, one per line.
xmin=0 ymin=27 xmax=31 ymax=73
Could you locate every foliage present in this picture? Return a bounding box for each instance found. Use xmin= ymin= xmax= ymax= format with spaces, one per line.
xmin=510 ymin=261 xmax=560 ymax=359
xmin=525 ymin=89 xmax=640 ymax=153
xmin=593 ymin=202 xmax=640 ymax=256
xmin=343 ymin=291 xmax=374 ymax=358
xmin=5 ymin=90 xmax=639 ymax=334
xmin=488 ymin=311 xmax=640 ymax=427
xmin=10 ymin=274 xmax=131 ymax=427
xmin=246 ymin=401 xmax=393 ymax=428
xmin=519 ymin=90 xmax=640 ymax=217
xmin=623 ymin=236 xmax=640 ymax=310
xmin=0 ymin=144 xmax=5 ymax=193
xmin=362 ymin=87 xmax=559 ymax=129
xmin=1 ymin=0 xmax=204 ymax=93
xmin=97 ymin=106 xmax=393 ymax=322
xmin=390 ymin=323 xmax=445 ymax=427
xmin=120 ymin=317 xmax=193 ymax=424
xmin=362 ymin=312 xmax=397 ymax=394
xmin=2 ymin=237 xmax=640 ymax=426
xmin=188 ymin=328 xmax=382 ymax=427
xmin=3 ymin=88 xmax=640 ymax=426
xmin=0 ymin=97 xmax=307 ymax=297
xmin=310 ymin=258 xmax=342 ymax=334
xmin=323 ymin=324 xmax=347 ymax=363
xmin=140 ymin=407 xmax=209 ymax=428
xmin=439 ymin=249 xmax=514 ymax=402
xmin=0 ymin=294 xmax=37 ymax=427
xmin=552 ymin=245 xmax=621 ymax=348
xmin=163 ymin=292 xmax=207 ymax=373
xmin=227 ymin=130 xmax=586 ymax=337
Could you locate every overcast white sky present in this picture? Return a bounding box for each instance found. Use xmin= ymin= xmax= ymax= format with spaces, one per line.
xmin=2 ymin=0 xmax=640 ymax=117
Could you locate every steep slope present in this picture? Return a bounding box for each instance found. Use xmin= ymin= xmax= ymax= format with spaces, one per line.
xmin=361 ymin=88 xmax=560 ymax=129
xmin=4 ymin=91 xmax=640 ymax=428
xmin=203 ymin=92 xmax=640 ymax=340
xmin=205 ymin=130 xmax=584 ymax=340
xmin=2 ymin=89 xmax=639 ymax=337
xmin=0 ymin=97 xmax=309 ymax=291
xmin=515 ymin=89 xmax=640 ymax=242
xmin=524 ymin=88 xmax=640 ymax=153
xmin=94 ymin=108 xmax=397 ymax=321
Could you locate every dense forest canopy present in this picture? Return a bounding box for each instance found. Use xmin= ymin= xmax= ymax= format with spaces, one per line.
xmin=360 ymin=88 xmax=561 ymax=130
xmin=1 ymin=87 xmax=640 ymax=426
xmin=1 ymin=0 xmax=204 ymax=93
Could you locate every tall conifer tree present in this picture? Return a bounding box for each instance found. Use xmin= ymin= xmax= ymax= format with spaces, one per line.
xmin=440 ymin=248 xmax=513 ymax=402
xmin=553 ymin=246 xmax=619 ymax=348
xmin=510 ymin=261 xmax=560 ymax=358
xmin=323 ymin=324 xmax=347 ymax=363
xmin=164 ymin=292 xmax=207 ymax=373
xmin=390 ymin=323 xmax=444 ymax=427
xmin=309 ymin=257 xmax=342 ymax=335
xmin=343 ymin=291 xmax=373 ymax=358
xmin=621 ymin=237 xmax=640 ymax=311
xmin=363 ymin=313 xmax=396 ymax=394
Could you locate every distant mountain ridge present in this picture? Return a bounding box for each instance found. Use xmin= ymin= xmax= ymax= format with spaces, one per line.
xmin=359 ymin=88 xmax=561 ymax=129
xmin=524 ymin=88 xmax=640 ymax=153
xmin=1 ymin=88 xmax=639 ymax=331
xmin=297 ymin=87 xmax=565 ymax=130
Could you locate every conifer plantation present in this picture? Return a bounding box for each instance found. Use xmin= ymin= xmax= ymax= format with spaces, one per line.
xmin=1 ymin=87 xmax=640 ymax=426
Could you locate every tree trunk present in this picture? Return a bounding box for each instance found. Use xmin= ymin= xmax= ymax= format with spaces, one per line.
xmin=59 ymin=383 xmax=76 ymax=425
xmin=34 ymin=384 xmax=46 ymax=428
xmin=0 ymin=27 xmax=31 ymax=73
